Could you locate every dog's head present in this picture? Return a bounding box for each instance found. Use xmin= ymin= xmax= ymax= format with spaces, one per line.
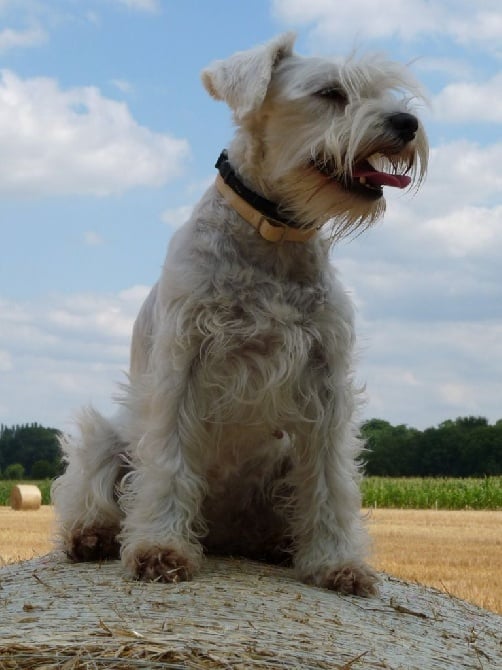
xmin=202 ymin=34 xmax=428 ymax=239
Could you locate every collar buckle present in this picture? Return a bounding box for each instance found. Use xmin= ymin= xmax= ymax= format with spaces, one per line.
xmin=214 ymin=150 xmax=318 ymax=244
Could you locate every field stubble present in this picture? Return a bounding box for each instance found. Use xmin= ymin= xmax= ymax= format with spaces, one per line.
xmin=0 ymin=506 xmax=500 ymax=615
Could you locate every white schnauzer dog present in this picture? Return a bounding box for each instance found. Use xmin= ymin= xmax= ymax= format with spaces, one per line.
xmin=52 ymin=33 xmax=427 ymax=596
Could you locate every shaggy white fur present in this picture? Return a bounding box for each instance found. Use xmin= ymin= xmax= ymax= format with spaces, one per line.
xmin=52 ymin=33 xmax=428 ymax=596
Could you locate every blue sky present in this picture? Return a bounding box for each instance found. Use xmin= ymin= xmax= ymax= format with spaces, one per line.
xmin=1 ymin=0 xmax=501 ymax=430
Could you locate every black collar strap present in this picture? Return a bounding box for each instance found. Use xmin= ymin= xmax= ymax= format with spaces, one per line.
xmin=215 ymin=151 xmax=318 ymax=243
xmin=215 ymin=151 xmax=291 ymax=224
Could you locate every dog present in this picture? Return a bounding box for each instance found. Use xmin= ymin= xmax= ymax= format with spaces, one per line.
xmin=52 ymin=33 xmax=427 ymax=596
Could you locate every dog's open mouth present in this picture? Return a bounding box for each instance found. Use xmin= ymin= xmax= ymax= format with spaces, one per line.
xmin=314 ymin=157 xmax=412 ymax=199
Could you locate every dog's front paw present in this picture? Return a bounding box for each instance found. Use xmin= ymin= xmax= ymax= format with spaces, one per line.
xmin=322 ymin=564 xmax=379 ymax=597
xmin=132 ymin=547 xmax=195 ymax=583
xmin=66 ymin=526 xmax=120 ymax=562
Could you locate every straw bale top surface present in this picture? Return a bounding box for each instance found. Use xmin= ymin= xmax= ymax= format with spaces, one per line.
xmin=0 ymin=554 xmax=500 ymax=669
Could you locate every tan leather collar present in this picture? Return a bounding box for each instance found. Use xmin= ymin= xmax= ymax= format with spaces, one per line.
xmin=215 ymin=174 xmax=318 ymax=243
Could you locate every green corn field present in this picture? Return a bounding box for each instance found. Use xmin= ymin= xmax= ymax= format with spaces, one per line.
xmin=361 ymin=476 xmax=502 ymax=510
xmin=1 ymin=477 xmax=501 ymax=509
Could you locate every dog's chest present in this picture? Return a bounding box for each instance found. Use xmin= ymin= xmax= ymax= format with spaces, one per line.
xmin=191 ymin=271 xmax=330 ymax=424
xmin=200 ymin=267 xmax=327 ymax=352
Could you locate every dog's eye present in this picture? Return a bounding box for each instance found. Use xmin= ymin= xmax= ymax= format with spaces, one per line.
xmin=316 ymin=87 xmax=348 ymax=106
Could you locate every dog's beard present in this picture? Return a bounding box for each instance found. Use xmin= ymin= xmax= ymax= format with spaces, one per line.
xmin=253 ymin=117 xmax=427 ymax=238
xmin=268 ymin=167 xmax=386 ymax=240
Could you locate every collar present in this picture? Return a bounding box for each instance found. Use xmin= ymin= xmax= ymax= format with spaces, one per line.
xmin=215 ymin=150 xmax=318 ymax=243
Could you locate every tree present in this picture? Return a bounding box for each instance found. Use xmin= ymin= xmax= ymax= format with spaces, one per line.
xmin=31 ymin=459 xmax=57 ymax=479
xmin=362 ymin=416 xmax=502 ymax=477
xmin=4 ymin=463 xmax=25 ymax=480
xmin=361 ymin=421 xmax=419 ymax=476
xmin=0 ymin=423 xmax=62 ymax=477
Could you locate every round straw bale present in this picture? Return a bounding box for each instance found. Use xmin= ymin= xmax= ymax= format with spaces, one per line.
xmin=0 ymin=555 xmax=501 ymax=669
xmin=10 ymin=484 xmax=42 ymax=511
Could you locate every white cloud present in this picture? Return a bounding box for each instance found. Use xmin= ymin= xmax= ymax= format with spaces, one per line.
xmin=420 ymin=206 xmax=502 ymax=258
xmin=85 ymin=11 xmax=101 ymax=26
xmin=415 ymin=57 xmax=473 ymax=80
xmin=0 ymin=70 xmax=190 ymax=197
xmin=112 ymin=0 xmax=160 ymax=12
xmin=83 ymin=231 xmax=105 ymax=247
xmin=46 ymin=290 xmax=148 ymax=339
xmin=160 ymin=177 xmax=214 ymax=229
xmin=0 ymin=25 xmax=47 ymax=52
xmin=332 ymin=139 xmax=502 ymax=274
xmin=0 ymin=350 xmax=13 ymax=371
xmin=272 ymin=0 xmax=502 ymax=50
xmin=273 ymin=0 xmax=441 ymax=41
xmin=358 ymin=319 xmax=502 ymax=427
xmin=433 ymin=73 xmax=502 ymax=123
xmin=0 ymin=287 xmax=150 ymax=427
xmin=337 ymin=188 xmax=502 ymax=326
xmin=161 ymin=205 xmax=194 ymax=230
xmin=438 ymin=382 xmax=476 ymax=408
xmin=409 ymin=141 xmax=502 ymax=218
xmin=111 ymin=78 xmax=134 ymax=94
xmin=448 ymin=8 xmax=502 ymax=46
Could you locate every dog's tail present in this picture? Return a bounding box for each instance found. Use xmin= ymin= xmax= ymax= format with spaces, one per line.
xmin=51 ymin=407 xmax=128 ymax=550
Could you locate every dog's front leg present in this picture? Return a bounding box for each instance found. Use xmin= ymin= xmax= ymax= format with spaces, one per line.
xmin=119 ymin=432 xmax=206 ymax=582
xmin=291 ymin=386 xmax=379 ymax=597
xmin=119 ymin=377 xmax=207 ymax=583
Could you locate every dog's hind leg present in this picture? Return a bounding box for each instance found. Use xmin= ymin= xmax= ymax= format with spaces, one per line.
xmin=51 ymin=407 xmax=127 ymax=561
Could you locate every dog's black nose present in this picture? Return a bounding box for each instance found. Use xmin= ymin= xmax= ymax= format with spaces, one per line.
xmin=388 ymin=112 xmax=419 ymax=143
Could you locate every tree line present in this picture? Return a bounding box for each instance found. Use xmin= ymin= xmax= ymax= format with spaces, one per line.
xmin=0 ymin=416 xmax=501 ymax=480
xmin=362 ymin=416 xmax=502 ymax=477
xmin=0 ymin=423 xmax=63 ymax=479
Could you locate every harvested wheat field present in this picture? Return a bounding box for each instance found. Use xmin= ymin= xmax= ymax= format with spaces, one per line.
xmin=0 ymin=505 xmax=55 ymax=565
xmin=367 ymin=508 xmax=502 ymax=615
xmin=1 ymin=506 xmax=501 ymax=615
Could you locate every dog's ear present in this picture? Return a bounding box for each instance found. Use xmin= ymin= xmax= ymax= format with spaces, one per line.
xmin=201 ymin=33 xmax=295 ymax=120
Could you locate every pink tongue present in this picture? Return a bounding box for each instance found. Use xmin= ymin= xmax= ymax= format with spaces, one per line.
xmin=352 ymin=166 xmax=411 ymax=189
